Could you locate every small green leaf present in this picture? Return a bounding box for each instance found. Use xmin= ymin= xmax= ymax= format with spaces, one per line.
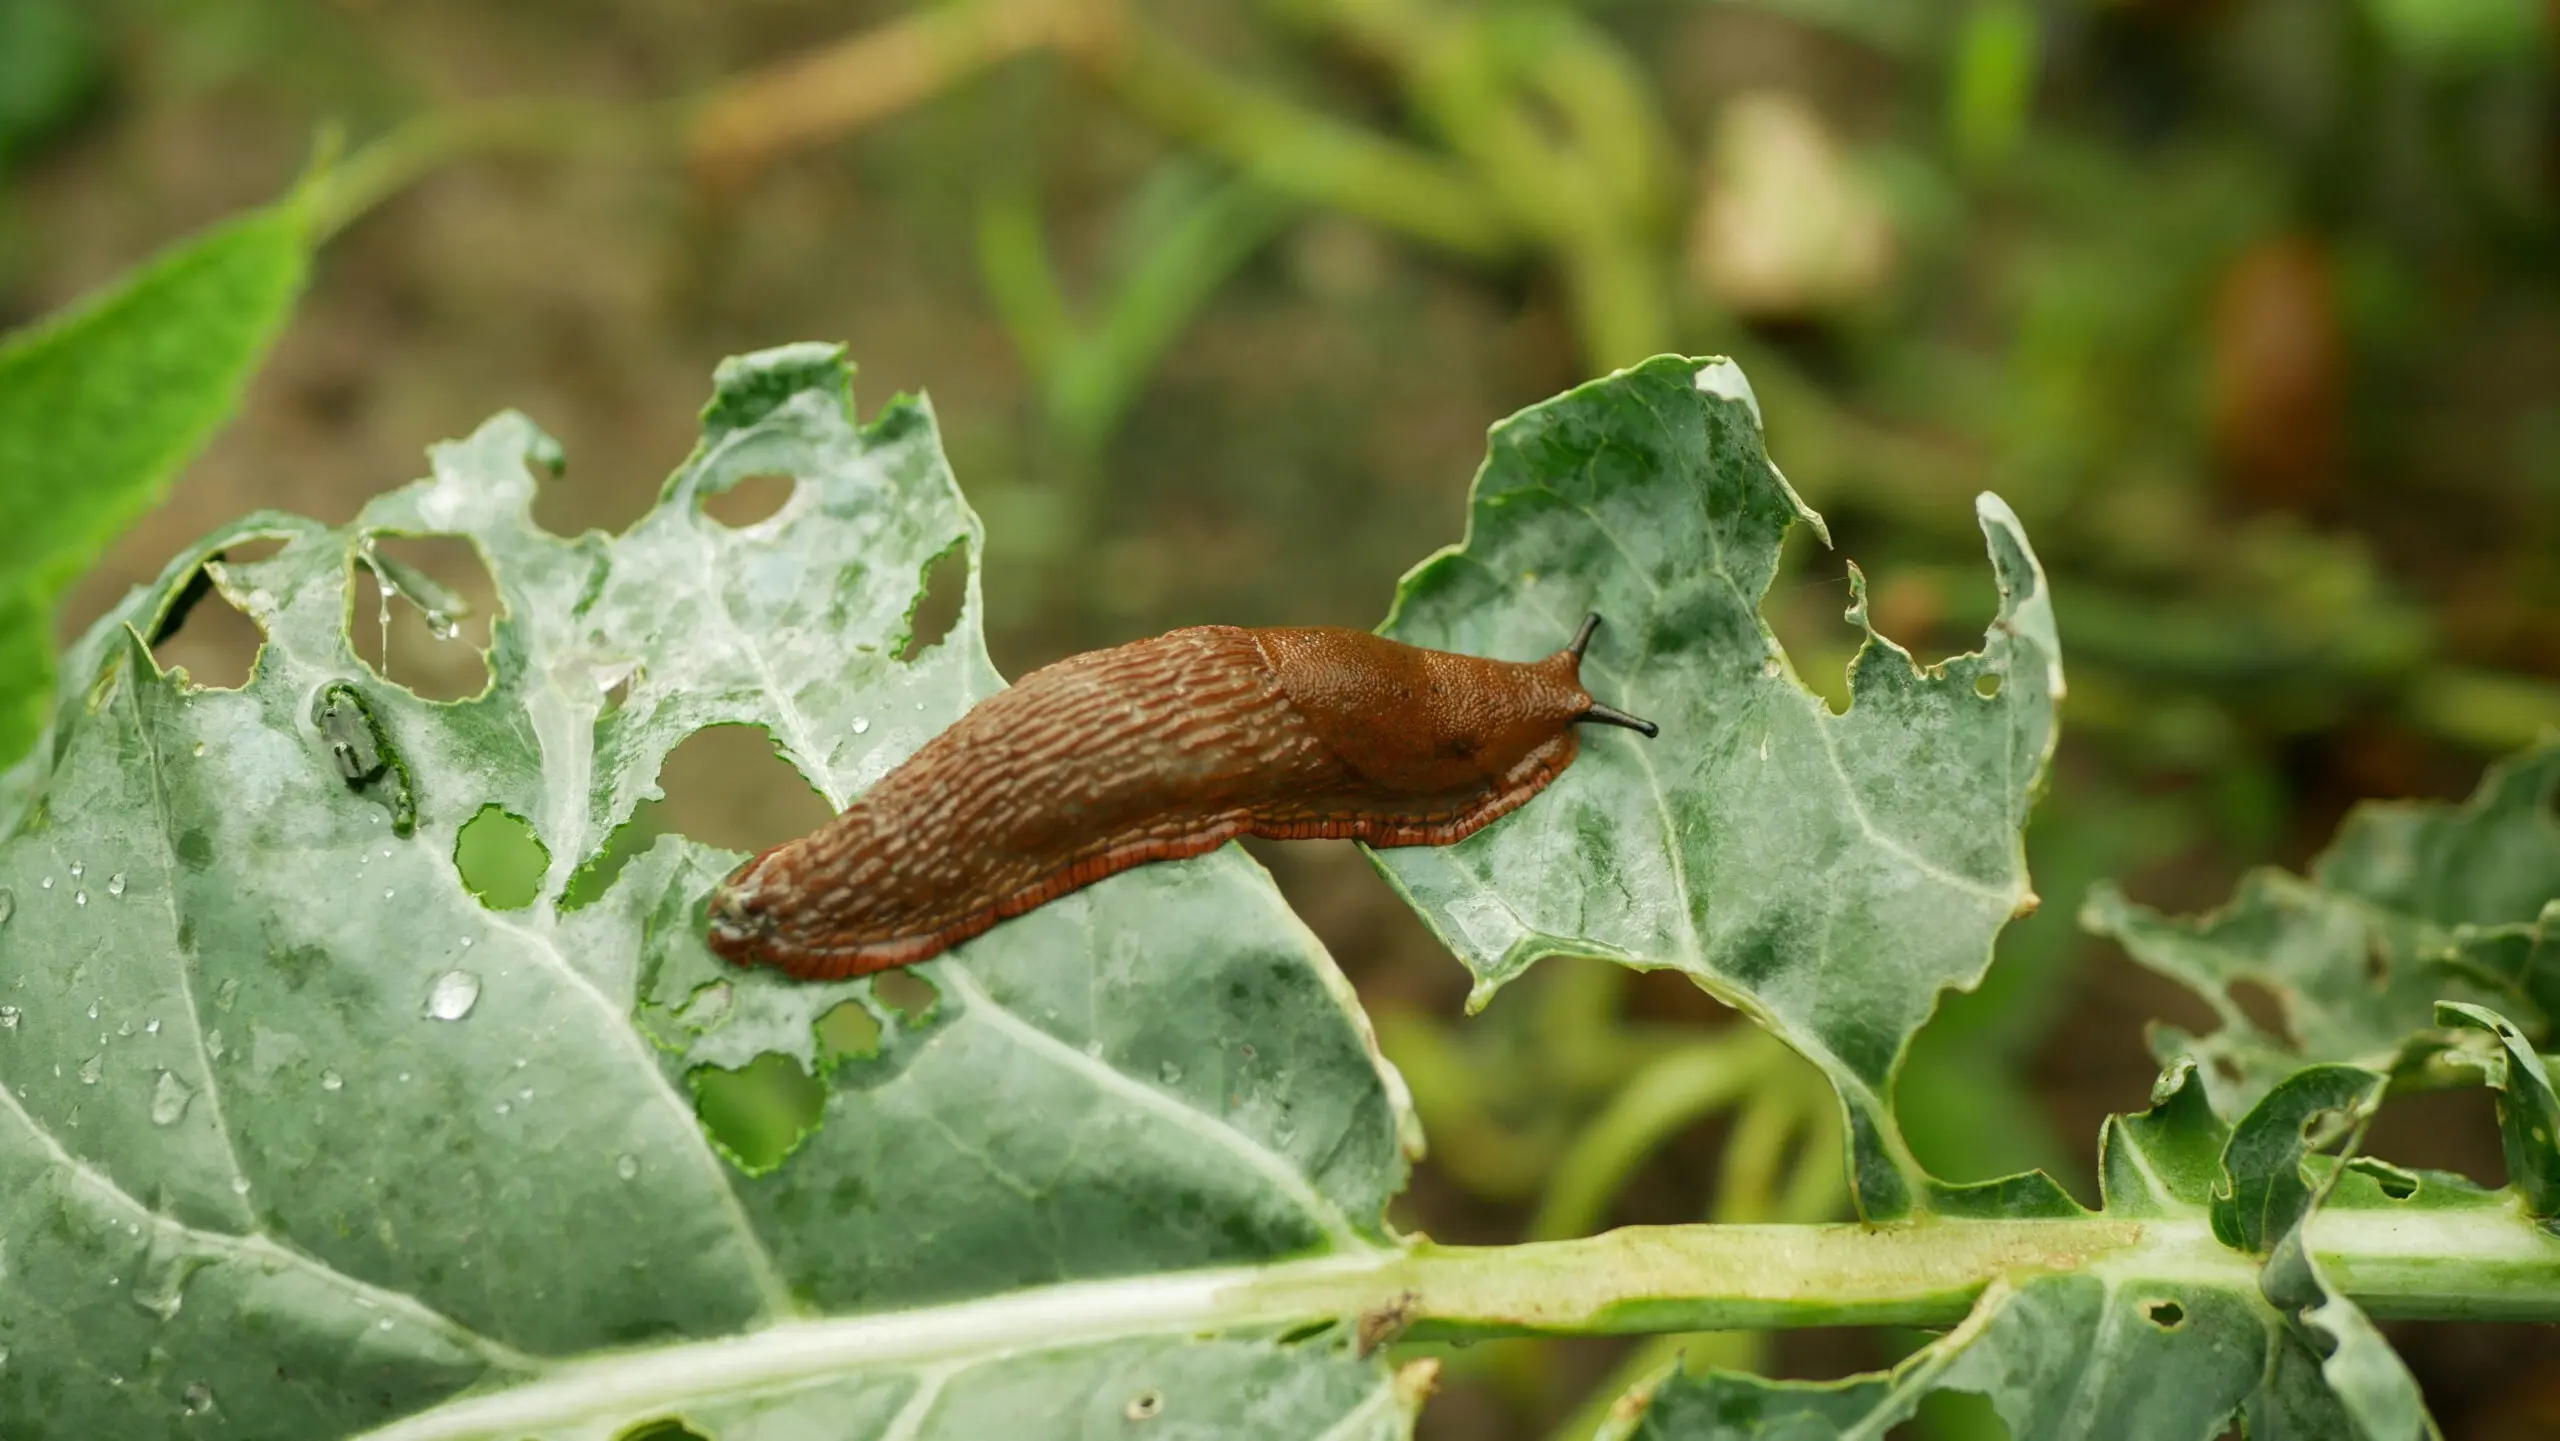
xmin=2435 ymin=1001 xmax=2560 ymax=1217
xmin=2211 ymin=1064 xmax=2383 ymax=1256
xmin=0 ymin=188 xmax=311 ymax=771
xmin=1371 ymin=356 xmax=2062 ymax=1219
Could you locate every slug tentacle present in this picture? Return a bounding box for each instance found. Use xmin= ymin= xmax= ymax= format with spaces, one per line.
xmin=708 ymin=614 xmax=1658 ymax=979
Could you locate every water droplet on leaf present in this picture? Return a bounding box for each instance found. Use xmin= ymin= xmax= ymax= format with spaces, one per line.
xmin=69 ymin=861 xmax=83 ymax=879
xmin=182 ymin=1381 xmax=214 ymax=1415
xmin=150 ymin=1071 xmax=193 ymax=1126
xmin=79 ymin=1054 xmax=102 ymax=1085
xmin=106 ymin=873 xmax=125 ymax=898
xmin=40 ymin=877 xmax=53 ymax=890
xmin=320 ymin=1069 xmax=344 ymax=1092
xmin=424 ymin=970 xmax=481 ymax=1021
xmin=0 ymin=1006 xmax=17 ymax=1031
xmin=73 ymin=890 xmax=87 ymax=907
xmin=1158 ymin=1061 xmax=1183 ymax=1084
xmin=852 ymin=716 xmax=870 ymax=735
xmin=616 ymin=1154 xmax=639 ymax=1180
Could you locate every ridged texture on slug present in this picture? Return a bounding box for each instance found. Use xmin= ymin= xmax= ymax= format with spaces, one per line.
xmin=710 ymin=624 xmax=1599 ymax=979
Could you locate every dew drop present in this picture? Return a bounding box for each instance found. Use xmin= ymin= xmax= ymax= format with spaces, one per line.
xmin=0 ymin=1005 xmax=17 ymax=1031
xmin=459 ymin=936 xmax=474 ymax=948
xmin=79 ymin=1054 xmax=102 ymax=1085
xmin=106 ymin=872 xmax=125 ymax=898
xmin=320 ymin=1069 xmax=344 ymax=1092
xmin=69 ymin=861 xmax=83 ymax=879
xmin=494 ymin=1100 xmax=511 ymax=1115
xmin=145 ymin=1019 xmax=160 ymax=1035
xmin=375 ymin=1317 xmax=394 ymax=1332
xmin=73 ymin=890 xmax=87 ymax=907
xmin=191 ymin=742 xmax=207 ymax=758
xmin=229 ymin=1177 xmax=251 ymax=1195
xmin=851 ymin=716 xmax=871 ymax=735
xmin=182 ymin=1381 xmax=214 ymax=1415
xmin=383 ymin=888 xmax=394 ymax=900
xmin=150 ymin=1070 xmax=193 ymax=1126
xmin=86 ymin=1001 xmax=98 ymax=1020
xmin=426 ymin=611 xmax=460 ymax=642
xmin=424 ymin=970 xmax=482 ymax=1022
xmin=40 ymin=876 xmax=54 ymax=890
xmin=1158 ymin=1060 xmax=1183 ymax=1084
xmin=616 ymin=1154 xmax=640 ymax=1180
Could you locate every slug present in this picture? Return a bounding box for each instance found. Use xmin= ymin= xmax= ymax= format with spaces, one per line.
xmin=706 ymin=613 xmax=1656 ymax=979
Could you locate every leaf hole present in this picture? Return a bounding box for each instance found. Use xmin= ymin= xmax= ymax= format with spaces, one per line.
xmin=617 ymin=1421 xmax=712 ymax=1441
xmin=699 ymin=471 xmax=797 ymax=529
xmin=1973 ymin=670 xmax=2002 ymax=699
xmin=689 ymin=1052 xmax=824 ymax=1174
xmin=1914 ymin=1389 xmax=2008 ymax=1440
xmin=1756 ymin=542 xmax=1856 ymax=716
xmin=652 ymin=725 xmax=834 ymax=855
xmin=349 ymin=534 xmax=500 ymax=703
xmin=2346 ymin=1155 xmax=2421 ymax=1199
xmin=561 ymin=801 xmax=668 ymax=912
xmin=895 ymin=539 xmax=969 ymax=663
xmin=1273 ymin=1318 xmax=1336 ymax=1346
xmin=2142 ymin=1298 xmax=2186 ymax=1329
xmin=2225 ymin=978 xmax=2302 ymax=1051
xmin=1123 ymin=1388 xmax=1165 ymax=1422
xmin=600 ymin=663 xmax=637 ymax=712
xmin=147 ymin=540 xmax=285 ymax=690
xmin=455 ymin=805 xmax=549 ymax=911
xmin=815 ymin=999 xmax=882 ymax=1064
xmin=871 ymin=970 xmax=938 ymax=1027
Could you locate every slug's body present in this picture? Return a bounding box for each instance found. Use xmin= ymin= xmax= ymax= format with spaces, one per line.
xmin=708 ymin=615 xmax=1655 ymax=979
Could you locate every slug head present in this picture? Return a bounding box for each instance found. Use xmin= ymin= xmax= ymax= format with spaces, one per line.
xmin=1259 ymin=614 xmax=1654 ymax=796
xmin=706 ymin=847 xmax=788 ymax=966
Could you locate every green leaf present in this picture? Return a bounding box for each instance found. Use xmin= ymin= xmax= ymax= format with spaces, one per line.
xmin=2435 ymin=1001 xmax=2560 ymax=1218
xmin=0 ymin=188 xmax=311 ymax=772
xmin=0 ymin=344 xmax=1418 ymax=1438
xmin=2085 ymin=739 xmax=2560 ymax=1117
xmin=1369 ymin=356 xmax=2062 ymax=1219
xmin=1620 ymin=1061 xmax=2459 ymax=1440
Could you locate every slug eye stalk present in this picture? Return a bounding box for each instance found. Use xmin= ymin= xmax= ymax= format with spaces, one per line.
xmin=1579 ymin=701 xmax=1659 ymax=738
xmin=1567 ymin=611 xmax=1603 ymax=661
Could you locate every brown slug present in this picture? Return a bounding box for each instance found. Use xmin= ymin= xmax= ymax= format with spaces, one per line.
xmin=706 ymin=613 xmax=1656 ymax=979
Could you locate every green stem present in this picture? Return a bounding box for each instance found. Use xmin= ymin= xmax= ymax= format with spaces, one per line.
xmin=314 ymin=100 xmax=666 ymax=241
xmin=1082 ymin=18 xmax=1516 ymax=262
xmin=1530 ymin=1031 xmax=1787 ymax=1241
xmin=355 ymin=1212 xmax=2560 ymax=1441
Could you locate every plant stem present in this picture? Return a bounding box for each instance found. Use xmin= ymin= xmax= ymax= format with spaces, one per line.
xmin=351 ymin=1210 xmax=2560 ymax=1441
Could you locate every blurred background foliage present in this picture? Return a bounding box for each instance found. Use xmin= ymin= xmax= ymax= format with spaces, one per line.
xmin=4 ymin=0 xmax=2557 ymax=1436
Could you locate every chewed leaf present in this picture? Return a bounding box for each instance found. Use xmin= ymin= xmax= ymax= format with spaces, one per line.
xmin=2088 ymin=738 xmax=2560 ymax=1118
xmin=0 ymin=345 xmax=1414 ymax=1439
xmin=1371 ymin=355 xmax=2061 ymax=1219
